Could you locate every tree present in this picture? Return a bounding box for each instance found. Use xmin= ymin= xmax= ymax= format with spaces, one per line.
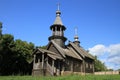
xmin=94 ymin=56 xmax=107 ymax=72
xmin=13 ymin=39 xmax=34 ymax=62
xmin=10 ymin=39 xmax=35 ymax=75
xmin=0 ymin=34 xmax=15 ymax=75
xmin=36 ymin=45 xmax=46 ymax=49
xmin=118 ymin=69 xmax=120 ymax=71
xmin=0 ymin=22 xmax=2 ymax=36
xmin=0 ymin=34 xmax=35 ymax=75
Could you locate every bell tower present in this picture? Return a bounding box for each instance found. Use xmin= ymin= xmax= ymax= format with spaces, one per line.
xmin=48 ymin=4 xmax=67 ymax=48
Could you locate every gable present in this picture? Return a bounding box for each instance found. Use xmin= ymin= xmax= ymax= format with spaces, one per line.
xmin=68 ymin=42 xmax=94 ymax=60
xmin=67 ymin=43 xmax=85 ymax=59
xmin=47 ymin=42 xmax=64 ymax=59
xmin=48 ymin=44 xmax=59 ymax=55
xmin=64 ymin=47 xmax=83 ymax=60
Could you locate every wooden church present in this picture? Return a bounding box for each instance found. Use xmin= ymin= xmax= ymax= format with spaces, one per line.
xmin=32 ymin=6 xmax=94 ymax=76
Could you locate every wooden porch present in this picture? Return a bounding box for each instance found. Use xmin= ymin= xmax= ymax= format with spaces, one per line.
xmin=32 ymin=49 xmax=63 ymax=76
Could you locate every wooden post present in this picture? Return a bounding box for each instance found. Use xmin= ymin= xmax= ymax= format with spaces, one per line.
xmin=81 ymin=62 xmax=82 ymax=72
xmin=52 ymin=28 xmax=54 ymax=35
xmin=83 ymin=60 xmax=85 ymax=74
xmin=33 ymin=54 xmax=36 ymax=76
xmin=42 ymin=53 xmax=44 ymax=69
xmin=60 ymin=27 xmax=62 ymax=36
xmin=93 ymin=61 xmax=94 ymax=73
xmin=33 ymin=55 xmax=36 ymax=69
xmin=52 ymin=60 xmax=54 ymax=75
xmin=33 ymin=55 xmax=36 ymax=64
xmin=61 ymin=62 xmax=64 ymax=75
xmin=55 ymin=26 xmax=57 ymax=35
xmin=58 ymin=60 xmax=60 ymax=75
xmin=81 ymin=61 xmax=83 ymax=73
xmin=46 ymin=56 xmax=48 ymax=68
xmin=71 ymin=60 xmax=73 ymax=72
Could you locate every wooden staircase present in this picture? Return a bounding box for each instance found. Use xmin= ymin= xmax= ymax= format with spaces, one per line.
xmin=47 ymin=63 xmax=54 ymax=76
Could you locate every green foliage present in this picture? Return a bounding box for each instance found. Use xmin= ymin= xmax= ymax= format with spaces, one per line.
xmin=0 ymin=75 xmax=120 ymax=80
xmin=0 ymin=33 xmax=47 ymax=75
xmin=36 ymin=45 xmax=46 ymax=49
xmin=0 ymin=34 xmax=15 ymax=75
xmin=94 ymin=56 xmax=107 ymax=72
xmin=13 ymin=39 xmax=34 ymax=62
xmin=0 ymin=34 xmax=35 ymax=75
xmin=0 ymin=22 xmax=2 ymax=36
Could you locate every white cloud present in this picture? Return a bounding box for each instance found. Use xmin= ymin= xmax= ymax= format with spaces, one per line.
xmin=88 ymin=44 xmax=106 ymax=56
xmin=108 ymin=44 xmax=120 ymax=57
xmin=88 ymin=43 xmax=120 ymax=70
xmin=108 ymin=56 xmax=120 ymax=65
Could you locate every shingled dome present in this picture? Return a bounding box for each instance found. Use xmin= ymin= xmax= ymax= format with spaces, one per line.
xmin=54 ymin=10 xmax=63 ymax=25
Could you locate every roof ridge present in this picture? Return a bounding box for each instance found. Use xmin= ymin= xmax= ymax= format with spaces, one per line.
xmin=51 ymin=40 xmax=66 ymax=58
xmin=69 ymin=42 xmax=85 ymax=58
xmin=70 ymin=42 xmax=94 ymax=59
xmin=67 ymin=47 xmax=83 ymax=60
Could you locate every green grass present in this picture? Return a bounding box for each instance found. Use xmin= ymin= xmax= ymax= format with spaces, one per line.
xmin=0 ymin=75 xmax=120 ymax=80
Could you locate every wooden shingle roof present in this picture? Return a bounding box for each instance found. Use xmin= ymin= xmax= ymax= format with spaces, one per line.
xmin=33 ymin=48 xmax=63 ymax=60
xmin=51 ymin=40 xmax=82 ymax=60
xmin=54 ymin=10 xmax=63 ymax=25
xmin=69 ymin=42 xmax=94 ymax=60
xmin=34 ymin=40 xmax=94 ymax=61
xmin=51 ymin=40 xmax=66 ymax=58
xmin=64 ymin=47 xmax=83 ymax=60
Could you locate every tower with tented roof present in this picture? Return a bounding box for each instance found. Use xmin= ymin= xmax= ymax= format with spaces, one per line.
xmin=48 ymin=4 xmax=67 ymax=48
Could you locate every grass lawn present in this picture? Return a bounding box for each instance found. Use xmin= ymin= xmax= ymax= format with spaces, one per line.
xmin=0 ymin=74 xmax=120 ymax=80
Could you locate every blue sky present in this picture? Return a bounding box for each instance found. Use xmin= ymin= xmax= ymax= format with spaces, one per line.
xmin=0 ymin=0 xmax=120 ymax=70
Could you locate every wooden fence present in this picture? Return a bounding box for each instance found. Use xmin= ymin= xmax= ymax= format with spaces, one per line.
xmin=94 ymin=71 xmax=120 ymax=75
